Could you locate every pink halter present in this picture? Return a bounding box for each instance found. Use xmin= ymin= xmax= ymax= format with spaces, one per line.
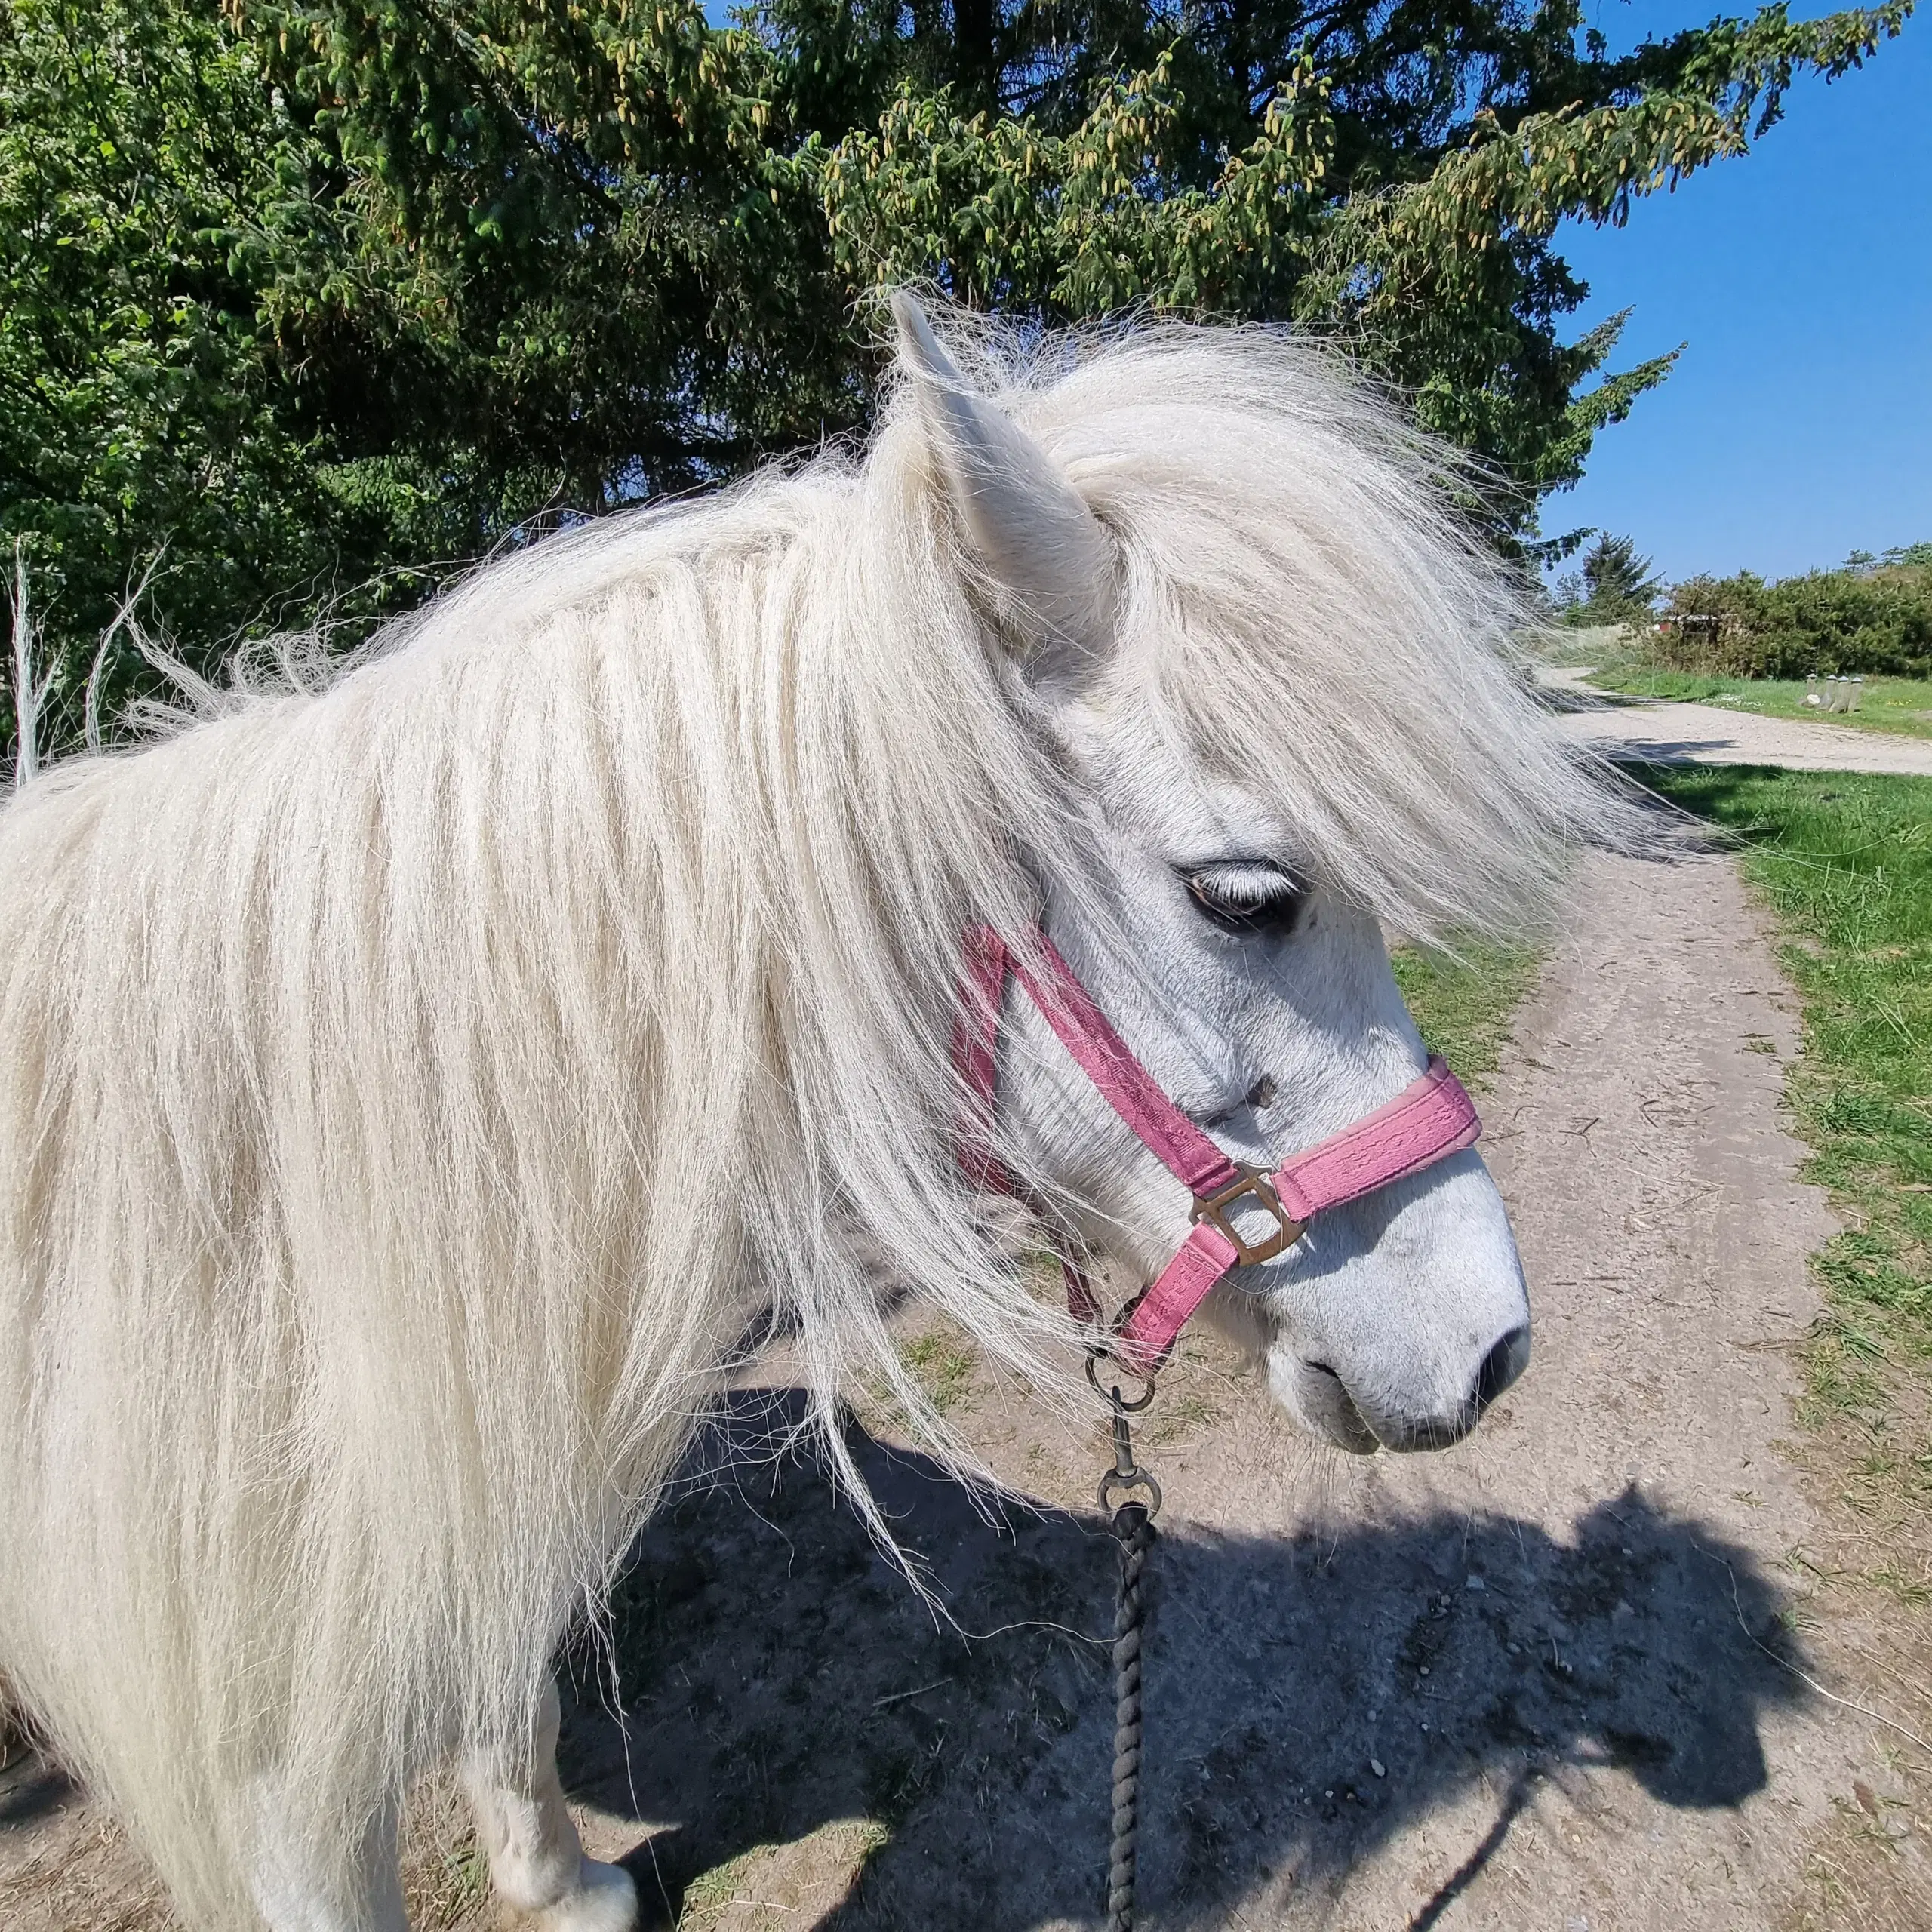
xmin=955 ymin=925 xmax=1482 ymax=1377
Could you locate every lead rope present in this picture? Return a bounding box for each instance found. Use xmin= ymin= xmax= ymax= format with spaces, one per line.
xmin=1093 ymin=1355 xmax=1161 ymax=1931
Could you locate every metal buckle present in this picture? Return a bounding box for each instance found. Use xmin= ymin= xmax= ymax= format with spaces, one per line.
xmin=1085 ymin=1344 xmax=1157 ymax=1413
xmin=1189 ymin=1164 xmax=1305 ymax=1267
xmin=1097 ymin=1404 xmax=1163 ymax=1518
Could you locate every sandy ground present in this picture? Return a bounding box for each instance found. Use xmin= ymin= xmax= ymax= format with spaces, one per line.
xmin=1537 ymin=666 xmax=1932 ymax=776
xmin=4 ymin=848 xmax=1927 ymax=1930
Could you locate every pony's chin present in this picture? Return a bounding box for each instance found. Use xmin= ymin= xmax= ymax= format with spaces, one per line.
xmin=1268 ymin=1352 xmax=1380 ymax=1455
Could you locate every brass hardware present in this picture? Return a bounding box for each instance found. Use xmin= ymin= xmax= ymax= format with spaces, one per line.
xmin=1189 ymin=1164 xmax=1305 ymax=1267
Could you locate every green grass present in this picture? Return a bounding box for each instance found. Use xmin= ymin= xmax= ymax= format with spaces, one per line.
xmin=676 ymin=1819 xmax=891 ymax=1930
xmin=1634 ymin=766 xmax=1932 ymax=1559
xmin=898 ymin=1328 xmax=976 ymax=1414
xmin=1583 ymin=663 xmax=1932 ymax=742
xmin=1391 ymin=939 xmax=1544 ymax=1091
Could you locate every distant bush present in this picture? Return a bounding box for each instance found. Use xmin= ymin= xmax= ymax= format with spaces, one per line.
xmin=1653 ymin=558 xmax=1932 ymax=678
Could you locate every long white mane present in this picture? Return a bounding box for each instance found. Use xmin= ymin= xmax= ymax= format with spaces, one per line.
xmin=0 ymin=309 xmax=1626 ymax=1924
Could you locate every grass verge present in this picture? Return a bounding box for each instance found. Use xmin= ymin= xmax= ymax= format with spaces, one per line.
xmin=1584 ymin=663 xmax=1932 ymax=743
xmin=1391 ymin=939 xmax=1544 ymax=1091
xmin=1634 ymin=764 xmax=1932 ymax=1598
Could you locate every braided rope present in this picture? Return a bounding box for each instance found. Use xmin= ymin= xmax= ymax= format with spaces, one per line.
xmin=1107 ymin=1500 xmax=1155 ymax=1931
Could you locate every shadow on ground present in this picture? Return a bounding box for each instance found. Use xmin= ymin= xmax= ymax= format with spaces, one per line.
xmin=559 ymin=1392 xmax=1807 ymax=1931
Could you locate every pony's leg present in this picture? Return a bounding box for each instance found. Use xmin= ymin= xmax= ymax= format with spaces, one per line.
xmin=462 ymin=1675 xmax=636 ymax=1932
xmin=247 ymin=1789 xmax=408 ymax=1932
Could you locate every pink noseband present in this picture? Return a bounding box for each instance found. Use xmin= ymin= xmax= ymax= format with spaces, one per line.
xmin=955 ymin=926 xmax=1482 ymax=1377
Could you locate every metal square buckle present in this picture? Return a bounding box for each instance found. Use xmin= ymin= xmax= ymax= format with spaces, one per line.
xmin=1189 ymin=1164 xmax=1305 ymax=1267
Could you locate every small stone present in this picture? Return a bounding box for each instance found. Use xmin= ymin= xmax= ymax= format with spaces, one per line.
xmin=1371 ymin=1759 xmax=1386 ymax=1778
xmin=1507 ymin=1642 xmax=1522 ymax=1655
xmin=1324 ymin=1788 xmax=1334 ymax=1798
xmin=1418 ymin=1666 xmax=1430 ymax=1677
xmin=1883 ymin=1816 xmax=1912 ymax=1840
xmin=1466 ymin=1574 xmax=1486 ymax=1592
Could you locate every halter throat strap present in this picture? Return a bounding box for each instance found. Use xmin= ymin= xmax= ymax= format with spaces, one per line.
xmin=957 ymin=926 xmax=1482 ymax=1377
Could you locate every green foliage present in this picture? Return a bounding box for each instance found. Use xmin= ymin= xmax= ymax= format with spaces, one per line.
xmin=252 ymin=0 xmax=862 ymax=487
xmin=2 ymin=0 xmax=336 ymax=745
xmin=816 ymin=51 xmax=1338 ymax=316
xmin=1390 ymin=938 xmax=1543 ymax=1091
xmin=1847 ymin=540 xmax=1932 ymax=572
xmin=1555 ymin=532 xmax=1663 ymax=623
xmin=1660 ymin=560 xmax=1932 ymax=676
xmin=0 ymin=0 xmax=557 ymax=750
xmin=817 ymin=5 xmax=1912 ymax=530
xmin=2 ymin=0 xmax=1918 ymax=762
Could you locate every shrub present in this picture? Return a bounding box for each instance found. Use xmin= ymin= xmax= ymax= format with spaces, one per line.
xmin=1657 ymin=565 xmax=1932 ymax=678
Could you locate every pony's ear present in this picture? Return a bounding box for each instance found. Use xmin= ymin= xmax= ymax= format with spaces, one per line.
xmin=891 ymin=293 xmax=1115 ymax=669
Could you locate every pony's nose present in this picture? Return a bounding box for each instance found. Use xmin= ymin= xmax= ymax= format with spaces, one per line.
xmin=1472 ymin=1324 xmax=1531 ymax=1412
xmin=1369 ymin=1324 xmax=1531 ymax=1451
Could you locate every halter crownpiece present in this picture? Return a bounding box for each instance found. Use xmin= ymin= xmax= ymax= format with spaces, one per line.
xmin=955 ymin=925 xmax=1482 ymax=1377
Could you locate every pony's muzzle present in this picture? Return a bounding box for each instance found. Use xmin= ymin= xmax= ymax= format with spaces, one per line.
xmin=1367 ymin=1322 xmax=1532 ymax=1453
xmin=1289 ymin=1358 xmax=1380 ymax=1454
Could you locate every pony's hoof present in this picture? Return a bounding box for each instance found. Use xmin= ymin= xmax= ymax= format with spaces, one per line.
xmin=534 ymin=1857 xmax=636 ymax=1932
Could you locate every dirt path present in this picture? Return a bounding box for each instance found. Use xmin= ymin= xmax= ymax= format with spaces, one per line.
xmin=4 ymin=848 xmax=1927 ymax=1929
xmin=1537 ymin=666 xmax=1932 ymax=776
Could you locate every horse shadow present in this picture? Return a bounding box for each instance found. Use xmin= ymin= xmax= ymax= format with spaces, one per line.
xmin=558 ymin=1391 xmax=1807 ymax=1930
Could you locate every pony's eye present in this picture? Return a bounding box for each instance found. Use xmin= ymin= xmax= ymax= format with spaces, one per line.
xmin=1184 ymin=863 xmax=1308 ymax=937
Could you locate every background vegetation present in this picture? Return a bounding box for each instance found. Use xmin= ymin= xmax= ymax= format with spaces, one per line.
xmin=1555 ymin=532 xmax=1932 ymax=681
xmin=4 ymin=0 xmax=1916 ymax=762
xmin=1656 ymin=546 xmax=1932 ymax=677
xmin=1391 ymin=940 xmax=1543 ymax=1089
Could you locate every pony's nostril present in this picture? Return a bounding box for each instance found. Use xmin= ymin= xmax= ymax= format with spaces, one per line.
xmin=1472 ymin=1324 xmax=1531 ymax=1412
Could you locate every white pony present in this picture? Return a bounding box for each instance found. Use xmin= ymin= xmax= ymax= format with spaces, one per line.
xmin=1 ymin=295 xmax=1631 ymax=1930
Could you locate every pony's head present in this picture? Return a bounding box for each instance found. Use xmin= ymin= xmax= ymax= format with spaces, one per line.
xmin=887 ymin=294 xmax=1619 ymax=1454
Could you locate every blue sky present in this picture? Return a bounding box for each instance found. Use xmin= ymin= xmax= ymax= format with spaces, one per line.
xmin=1548 ymin=2 xmax=1932 ymax=583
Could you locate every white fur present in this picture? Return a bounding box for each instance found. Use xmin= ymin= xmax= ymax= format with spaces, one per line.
xmin=0 ymin=297 xmax=1638 ymax=1927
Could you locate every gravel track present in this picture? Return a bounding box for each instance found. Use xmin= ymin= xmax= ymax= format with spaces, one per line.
xmin=1537 ymin=666 xmax=1932 ymax=777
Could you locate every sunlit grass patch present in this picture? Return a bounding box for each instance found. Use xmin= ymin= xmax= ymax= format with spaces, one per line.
xmin=1586 ymin=663 xmax=1932 ymax=742
xmin=1391 ymin=938 xmax=1544 ymax=1091
xmin=898 ymin=1327 xmax=977 ymax=1414
xmin=677 ymin=1817 xmax=891 ymax=1930
xmin=1632 ymin=764 xmax=1932 ymax=1576
xmin=854 ymin=1319 xmax=982 ymax=1439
